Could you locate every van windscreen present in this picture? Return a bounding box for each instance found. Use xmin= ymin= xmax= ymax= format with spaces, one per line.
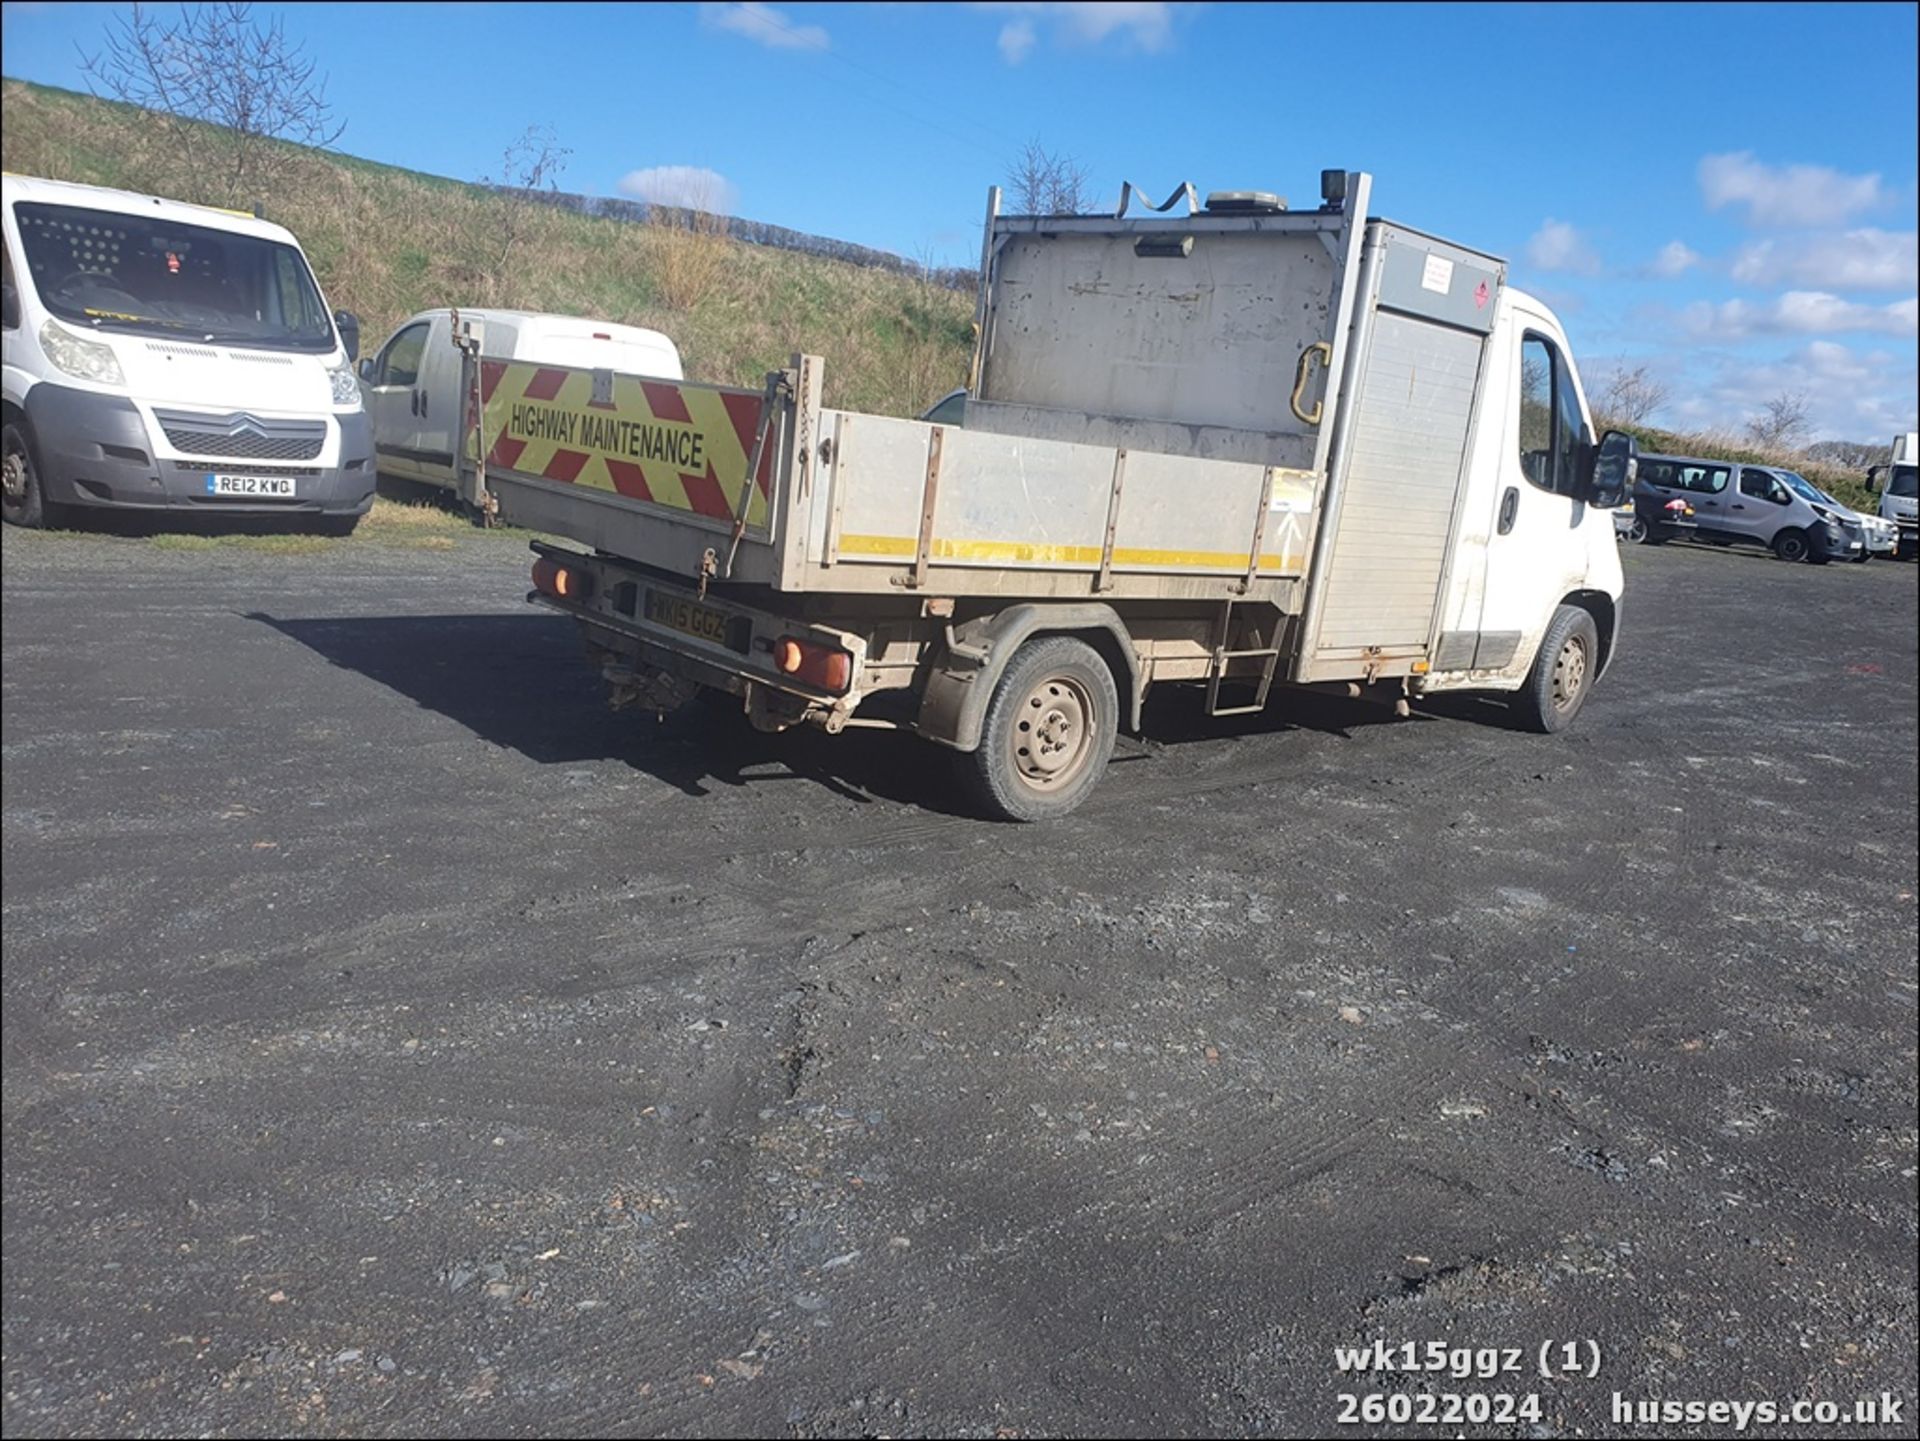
xmin=14 ymin=201 xmax=335 ymax=353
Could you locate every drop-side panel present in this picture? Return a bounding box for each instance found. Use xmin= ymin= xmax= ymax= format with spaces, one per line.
xmin=1310 ymin=311 xmax=1482 ymax=654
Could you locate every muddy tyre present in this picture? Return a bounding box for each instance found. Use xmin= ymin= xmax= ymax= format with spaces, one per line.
xmin=964 ymin=636 xmax=1118 ymax=822
xmin=1512 ymin=604 xmax=1599 ymax=735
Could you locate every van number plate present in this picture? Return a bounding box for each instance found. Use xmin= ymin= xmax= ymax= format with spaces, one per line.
xmin=644 ymin=590 xmax=746 ymax=651
xmin=206 ymin=474 xmax=296 ymax=498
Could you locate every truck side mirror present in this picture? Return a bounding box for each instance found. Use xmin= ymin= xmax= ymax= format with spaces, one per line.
xmin=335 ymin=308 xmax=360 ymax=362
xmin=1865 ymin=466 xmax=1883 ymax=493
xmin=1588 ymin=429 xmax=1637 ymax=509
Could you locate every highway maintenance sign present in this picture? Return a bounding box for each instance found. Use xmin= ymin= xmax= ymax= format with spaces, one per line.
xmin=479 ymin=360 xmax=776 ymax=531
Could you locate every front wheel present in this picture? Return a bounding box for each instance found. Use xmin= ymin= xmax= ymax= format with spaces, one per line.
xmin=1772 ymin=528 xmax=1812 ymax=563
xmin=1512 ymin=604 xmax=1599 ymax=735
xmin=309 ymin=513 xmax=362 ymax=538
xmin=2 ymin=421 xmax=50 ymax=529
xmin=962 ymin=636 xmax=1118 ymax=822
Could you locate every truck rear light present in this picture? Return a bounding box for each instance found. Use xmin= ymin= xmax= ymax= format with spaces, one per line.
xmin=532 ymin=556 xmax=591 ymax=601
xmin=773 ymin=636 xmax=851 ymax=693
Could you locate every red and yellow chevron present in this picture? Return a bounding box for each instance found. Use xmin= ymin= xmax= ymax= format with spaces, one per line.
xmin=479 ymin=361 xmax=774 ymax=530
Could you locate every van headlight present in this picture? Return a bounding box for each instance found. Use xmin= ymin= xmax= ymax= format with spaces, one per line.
xmin=327 ymin=364 xmax=361 ymax=407
xmin=40 ymin=319 xmax=126 ymax=386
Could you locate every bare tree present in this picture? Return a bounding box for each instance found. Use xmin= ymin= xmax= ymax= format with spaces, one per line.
xmin=78 ymin=2 xmax=344 ymax=207
xmin=1595 ymin=363 xmax=1670 ymax=429
xmin=480 ymin=125 xmax=571 ymax=303
xmin=1746 ymin=391 xmax=1812 ymax=450
xmin=1805 ymin=438 xmax=1881 ymax=471
xmin=1008 ymin=140 xmax=1092 ymax=216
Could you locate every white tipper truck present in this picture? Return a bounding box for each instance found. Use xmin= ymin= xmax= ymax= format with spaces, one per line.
xmin=1866 ymin=431 xmax=1918 ymax=560
xmin=459 ymin=169 xmax=1636 ymax=820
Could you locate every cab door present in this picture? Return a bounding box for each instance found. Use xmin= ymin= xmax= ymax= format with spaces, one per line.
xmin=1722 ymin=465 xmax=1791 ymax=546
xmin=363 ymin=320 xmax=428 ymax=481
xmin=1470 ymin=310 xmax=1608 ymax=681
xmin=411 ymin=314 xmax=460 ymax=490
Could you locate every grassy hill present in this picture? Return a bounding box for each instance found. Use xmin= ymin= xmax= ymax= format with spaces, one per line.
xmin=0 ymin=79 xmax=974 ymax=419
xmin=1 ymin=80 xmax=1889 ymax=513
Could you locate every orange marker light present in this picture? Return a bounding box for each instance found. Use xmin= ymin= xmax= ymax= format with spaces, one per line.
xmin=531 ymin=557 xmax=590 ymax=601
xmin=771 ymin=636 xmax=853 ymax=693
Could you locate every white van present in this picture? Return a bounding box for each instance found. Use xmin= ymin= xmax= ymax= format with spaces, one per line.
xmin=360 ymin=309 xmax=682 ymax=492
xmin=1 ymin=174 xmax=372 ymax=533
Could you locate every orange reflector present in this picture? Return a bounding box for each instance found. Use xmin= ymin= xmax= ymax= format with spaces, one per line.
xmin=1411 ymin=659 xmax=1430 ymax=674
xmin=772 ymin=635 xmax=852 ymax=693
xmin=531 ymin=557 xmax=589 ymax=601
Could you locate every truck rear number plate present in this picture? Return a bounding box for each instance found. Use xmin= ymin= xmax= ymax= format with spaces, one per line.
xmin=645 ymin=590 xmax=744 ymax=650
xmin=206 ymin=474 xmax=296 ymax=498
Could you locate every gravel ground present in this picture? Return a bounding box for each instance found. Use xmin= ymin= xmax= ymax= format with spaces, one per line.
xmin=3 ymin=522 xmax=1916 ymax=1438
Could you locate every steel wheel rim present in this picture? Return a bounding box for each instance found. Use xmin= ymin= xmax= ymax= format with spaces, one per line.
xmin=1551 ymin=633 xmax=1588 ymax=712
xmin=1779 ymin=535 xmax=1806 ymax=561
xmin=1 ymin=444 xmax=27 ymax=505
xmin=1009 ymin=673 xmax=1096 ymax=792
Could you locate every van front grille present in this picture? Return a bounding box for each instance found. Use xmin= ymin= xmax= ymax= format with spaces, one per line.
xmin=172 ymin=461 xmax=321 ymax=478
xmin=155 ymin=409 xmax=326 ymax=461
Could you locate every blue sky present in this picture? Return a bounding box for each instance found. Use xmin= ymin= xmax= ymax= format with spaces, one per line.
xmin=4 ymin=1 xmax=1916 ymax=442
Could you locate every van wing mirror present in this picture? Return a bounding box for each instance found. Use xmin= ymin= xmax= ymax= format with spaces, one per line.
xmin=357 ymin=356 xmax=375 ymax=382
xmin=0 ymin=276 xmax=17 ymax=331
xmin=1588 ymin=429 xmax=1638 ymax=509
xmin=335 ymin=309 xmax=360 ymax=362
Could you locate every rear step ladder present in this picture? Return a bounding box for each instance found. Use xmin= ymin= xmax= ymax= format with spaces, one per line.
xmin=1205 ymin=601 xmax=1282 ymax=717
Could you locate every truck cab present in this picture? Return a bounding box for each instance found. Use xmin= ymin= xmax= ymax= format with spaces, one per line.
xmin=1866 ymin=431 xmax=1918 ymax=559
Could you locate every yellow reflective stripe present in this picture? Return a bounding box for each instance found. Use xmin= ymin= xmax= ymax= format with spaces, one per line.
xmin=837 ymin=534 xmax=1299 ymax=570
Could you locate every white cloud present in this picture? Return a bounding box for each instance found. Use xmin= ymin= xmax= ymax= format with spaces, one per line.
xmin=1648 ymin=240 xmax=1701 ymax=278
xmin=1729 ymin=230 xmax=1919 ymax=293
xmin=618 ymin=165 xmax=739 ymax=214
xmin=1679 ymin=290 xmax=1918 ymax=341
xmin=1525 ymin=218 xmax=1600 ymax=276
xmin=1698 ymin=151 xmax=1888 ymax=228
xmin=998 ymin=17 xmax=1037 ymax=62
xmin=1664 ymin=341 xmax=1919 ymax=443
xmin=972 ymin=3 xmax=1180 ymax=61
xmin=698 ymin=2 xmax=828 ymax=51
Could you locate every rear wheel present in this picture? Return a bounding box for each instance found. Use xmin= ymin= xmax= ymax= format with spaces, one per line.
xmin=310 ymin=513 xmax=362 ymax=538
xmin=2 ymin=421 xmax=50 ymax=529
xmin=1626 ymin=516 xmax=1650 ymax=544
xmin=1772 ymin=528 xmax=1811 ymax=563
xmin=1512 ymin=604 xmax=1599 ymax=735
xmin=963 ymin=636 xmax=1118 ymax=822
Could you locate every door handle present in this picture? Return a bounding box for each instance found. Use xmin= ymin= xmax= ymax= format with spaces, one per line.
xmin=1497 ymin=486 xmax=1519 ymax=535
xmin=420 ymin=390 xmax=428 ymax=418
xmin=410 ymin=390 xmax=419 ymax=416
xmin=1731 ymin=503 xmax=1744 ymax=510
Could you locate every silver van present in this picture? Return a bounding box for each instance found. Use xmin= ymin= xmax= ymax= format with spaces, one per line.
xmin=1633 ymin=453 xmax=1860 ymax=564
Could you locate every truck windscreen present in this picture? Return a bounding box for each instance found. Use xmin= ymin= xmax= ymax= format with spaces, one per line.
xmin=1891 ymin=465 xmax=1917 ymax=498
xmin=13 ymin=201 xmax=335 ymax=353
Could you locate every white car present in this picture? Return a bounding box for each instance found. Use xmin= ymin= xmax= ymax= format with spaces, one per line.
xmin=1780 ymin=470 xmax=1896 ymax=560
